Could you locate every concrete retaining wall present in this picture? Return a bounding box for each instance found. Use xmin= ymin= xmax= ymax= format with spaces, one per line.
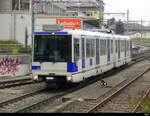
xmin=0 ymin=55 xmax=31 ymax=77
xmin=0 ymin=13 xmax=32 ymax=46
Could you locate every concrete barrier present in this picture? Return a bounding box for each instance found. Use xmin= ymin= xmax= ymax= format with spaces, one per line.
xmin=0 ymin=55 xmax=31 ymax=77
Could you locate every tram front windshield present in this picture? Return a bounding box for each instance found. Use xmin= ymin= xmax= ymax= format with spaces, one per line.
xmin=34 ymin=35 xmax=72 ymax=62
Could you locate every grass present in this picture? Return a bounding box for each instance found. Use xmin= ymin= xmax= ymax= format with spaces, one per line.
xmin=0 ymin=40 xmax=31 ymax=54
xmin=140 ymin=97 xmax=150 ymax=113
xmin=131 ymin=38 xmax=150 ymax=43
xmin=127 ymin=95 xmax=150 ymax=113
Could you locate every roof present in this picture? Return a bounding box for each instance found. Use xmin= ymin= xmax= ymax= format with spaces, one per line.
xmin=67 ymin=29 xmax=113 ymax=38
xmin=34 ymin=29 xmax=130 ymax=40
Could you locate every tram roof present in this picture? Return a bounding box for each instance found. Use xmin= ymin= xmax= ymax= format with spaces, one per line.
xmin=66 ymin=29 xmax=112 ymax=37
xmin=34 ymin=29 xmax=130 ymax=40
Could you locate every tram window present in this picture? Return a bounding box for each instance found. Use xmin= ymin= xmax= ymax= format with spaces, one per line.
xmin=118 ymin=40 xmax=120 ymax=53
xmin=107 ymin=39 xmax=110 ymax=54
xmin=86 ymin=39 xmax=91 ymax=58
xmin=86 ymin=39 xmax=95 ymax=57
xmin=127 ymin=41 xmax=130 ymax=51
xmin=126 ymin=41 xmax=128 ymax=51
xmin=124 ymin=40 xmax=127 ymax=57
xmin=127 ymin=40 xmax=130 ymax=51
xmin=124 ymin=40 xmax=127 ymax=51
xmin=121 ymin=40 xmax=123 ymax=52
xmin=121 ymin=40 xmax=124 ymax=52
xmin=104 ymin=40 xmax=107 ymax=55
xmin=123 ymin=40 xmax=125 ymax=51
xmin=121 ymin=40 xmax=122 ymax=52
xmin=100 ymin=39 xmax=106 ymax=55
xmin=91 ymin=39 xmax=95 ymax=57
xmin=82 ymin=38 xmax=85 ymax=59
xmin=126 ymin=40 xmax=129 ymax=55
xmin=130 ymin=40 xmax=132 ymax=51
xmin=124 ymin=40 xmax=126 ymax=52
xmin=74 ymin=38 xmax=80 ymax=62
xmin=123 ymin=40 xmax=125 ymax=52
xmin=96 ymin=39 xmax=100 ymax=63
xmin=116 ymin=40 xmax=118 ymax=52
xmin=34 ymin=35 xmax=72 ymax=62
xmin=100 ymin=40 xmax=103 ymax=55
xmin=111 ymin=40 xmax=113 ymax=53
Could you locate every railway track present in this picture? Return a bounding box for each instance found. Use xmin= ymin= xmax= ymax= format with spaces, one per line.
xmin=132 ymin=88 xmax=150 ymax=113
xmin=86 ymin=67 xmax=150 ymax=113
xmin=131 ymin=50 xmax=150 ymax=63
xmin=0 ymin=52 xmax=149 ymax=113
xmin=0 ymin=49 xmax=147 ymax=89
xmin=0 ymin=64 xmax=131 ymax=113
xmin=0 ymin=83 xmax=92 ymax=113
xmin=25 ymin=53 xmax=149 ymax=112
xmin=0 ymin=77 xmax=33 ymax=89
xmin=56 ymin=66 xmax=150 ymax=113
xmin=0 ymin=87 xmax=47 ymax=113
xmin=52 ymin=54 xmax=150 ymax=113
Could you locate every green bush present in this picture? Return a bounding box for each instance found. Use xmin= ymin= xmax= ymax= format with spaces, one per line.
xmin=0 ymin=47 xmax=12 ymax=53
xmin=131 ymin=38 xmax=150 ymax=43
xmin=18 ymin=47 xmax=31 ymax=53
xmin=0 ymin=40 xmax=31 ymax=54
xmin=0 ymin=40 xmax=19 ymax=44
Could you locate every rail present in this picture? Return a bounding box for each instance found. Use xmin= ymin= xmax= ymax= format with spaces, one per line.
xmin=87 ymin=67 xmax=150 ymax=113
xmin=132 ymin=89 xmax=150 ymax=113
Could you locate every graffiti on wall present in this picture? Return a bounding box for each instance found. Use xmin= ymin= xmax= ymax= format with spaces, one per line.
xmin=0 ymin=57 xmax=22 ymax=76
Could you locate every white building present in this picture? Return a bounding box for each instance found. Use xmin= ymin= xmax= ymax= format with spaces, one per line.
xmin=0 ymin=0 xmax=67 ymax=46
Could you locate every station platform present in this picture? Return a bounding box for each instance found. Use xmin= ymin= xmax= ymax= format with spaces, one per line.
xmin=63 ymin=74 xmax=126 ymax=100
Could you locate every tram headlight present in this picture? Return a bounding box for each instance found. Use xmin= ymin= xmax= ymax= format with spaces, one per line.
xmin=33 ymin=75 xmax=38 ymax=81
xmin=67 ymin=76 xmax=72 ymax=81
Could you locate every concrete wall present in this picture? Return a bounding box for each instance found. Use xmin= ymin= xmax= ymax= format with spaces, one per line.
xmin=35 ymin=17 xmax=56 ymax=31
xmin=0 ymin=13 xmax=83 ymax=46
xmin=0 ymin=0 xmax=12 ymax=12
xmin=0 ymin=55 xmax=31 ymax=77
xmin=0 ymin=13 xmax=32 ymax=46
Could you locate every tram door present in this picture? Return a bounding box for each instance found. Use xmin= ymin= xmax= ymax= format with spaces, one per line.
xmin=81 ymin=37 xmax=86 ymax=69
xmin=125 ymin=40 xmax=127 ymax=57
xmin=107 ymin=39 xmax=111 ymax=62
xmin=96 ymin=39 xmax=100 ymax=65
xmin=118 ymin=40 xmax=121 ymax=59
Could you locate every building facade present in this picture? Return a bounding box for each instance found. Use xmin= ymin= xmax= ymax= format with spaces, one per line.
xmin=0 ymin=0 xmax=67 ymax=45
xmin=66 ymin=0 xmax=104 ymax=18
xmin=0 ymin=0 xmax=105 ymax=46
xmin=66 ymin=0 xmax=105 ymax=29
xmin=0 ymin=0 xmax=66 ymax=16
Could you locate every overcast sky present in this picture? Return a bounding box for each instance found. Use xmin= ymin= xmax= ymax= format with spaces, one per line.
xmin=103 ymin=0 xmax=150 ymax=25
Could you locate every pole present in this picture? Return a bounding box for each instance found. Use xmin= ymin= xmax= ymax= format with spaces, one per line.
xmin=141 ymin=19 xmax=143 ymax=39
xmin=31 ymin=0 xmax=35 ymax=60
xmin=126 ymin=9 xmax=129 ymax=35
xmin=31 ymin=0 xmax=35 ymax=46
xmin=99 ymin=12 xmax=102 ymax=28
xmin=99 ymin=5 xmax=103 ymax=28
xmin=19 ymin=0 xmax=21 ymax=11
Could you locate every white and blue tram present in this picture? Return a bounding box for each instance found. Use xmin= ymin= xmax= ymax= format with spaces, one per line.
xmin=32 ymin=30 xmax=132 ymax=86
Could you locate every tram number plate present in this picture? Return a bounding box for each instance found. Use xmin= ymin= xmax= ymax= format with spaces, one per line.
xmin=46 ymin=77 xmax=54 ymax=80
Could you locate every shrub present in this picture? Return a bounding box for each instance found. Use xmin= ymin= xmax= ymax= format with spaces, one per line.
xmin=0 ymin=47 xmax=12 ymax=53
xmin=0 ymin=40 xmax=31 ymax=54
xmin=18 ymin=47 xmax=31 ymax=53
